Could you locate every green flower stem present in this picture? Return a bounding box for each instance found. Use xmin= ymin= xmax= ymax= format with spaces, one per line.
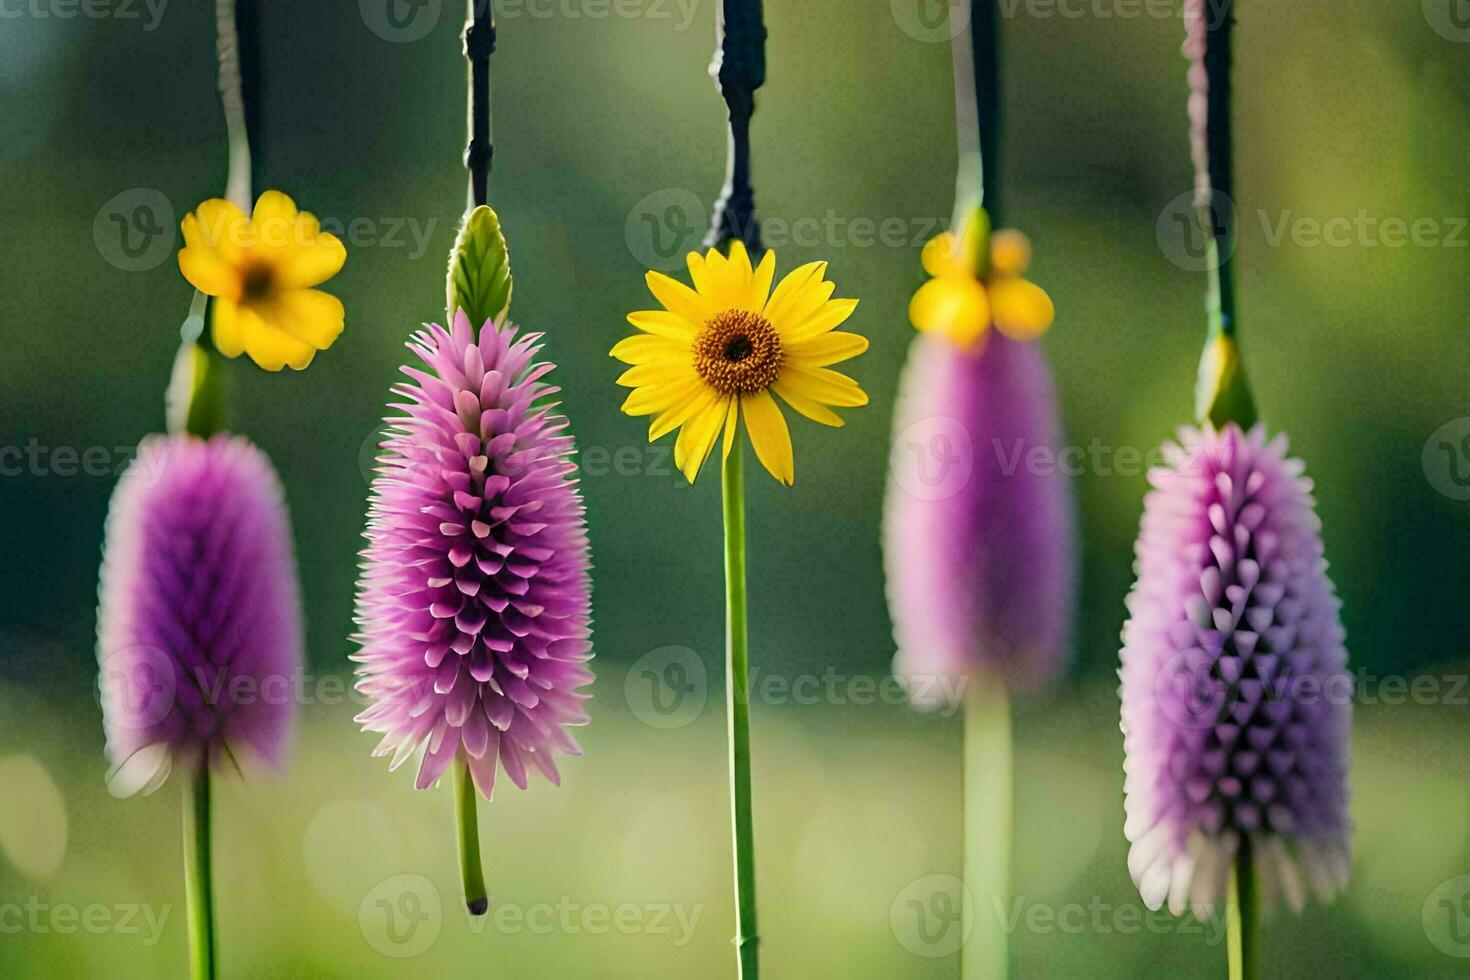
xmin=454 ymin=756 xmax=489 ymax=916
xmin=963 ymin=678 xmax=1011 ymax=980
xmin=721 ymin=441 xmax=759 ymax=979
xmin=182 ymin=764 xmax=216 ymax=980
xmin=1191 ymin=0 xmax=1257 ymax=429
xmin=1227 ymin=846 xmax=1257 ymax=980
xmin=166 ymin=291 xmax=226 ymax=439
xmin=215 ymin=0 xmax=253 ymax=210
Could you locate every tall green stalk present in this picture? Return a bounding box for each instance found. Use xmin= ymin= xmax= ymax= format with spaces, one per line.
xmin=1226 ymin=844 xmax=1257 ymax=980
xmin=951 ymin=4 xmax=1014 ymax=977
xmin=721 ymin=441 xmax=759 ymax=978
xmin=182 ymin=765 xmax=216 ymax=980
xmin=963 ymin=679 xmax=1011 ymax=980
xmin=454 ymin=757 xmax=489 ymax=915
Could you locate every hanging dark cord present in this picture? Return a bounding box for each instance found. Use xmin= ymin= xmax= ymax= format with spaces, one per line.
xmin=1186 ymin=0 xmax=1254 ymax=427
xmin=463 ymin=0 xmax=496 ymax=207
xmin=705 ymin=0 xmax=766 ymax=253
xmin=233 ymin=0 xmax=264 ymax=199
xmin=970 ymin=0 xmax=1001 ymax=226
xmin=1196 ymin=0 xmax=1236 ymax=335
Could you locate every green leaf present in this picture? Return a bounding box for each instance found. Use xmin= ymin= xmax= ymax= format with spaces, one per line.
xmin=446 ymin=205 xmax=513 ymax=329
xmin=1195 ymin=329 xmax=1258 ymax=430
xmin=165 ymin=291 xmax=226 ymax=438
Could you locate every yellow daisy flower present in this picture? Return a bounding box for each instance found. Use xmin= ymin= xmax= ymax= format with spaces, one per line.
xmin=613 ymin=242 xmax=868 ymax=486
xmin=178 ymin=190 xmax=347 ymax=372
xmin=909 ymin=207 xmax=1054 ymax=349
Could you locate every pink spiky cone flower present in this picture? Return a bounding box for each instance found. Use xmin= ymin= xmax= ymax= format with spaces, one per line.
xmin=354 ymin=311 xmax=593 ymax=798
xmin=97 ymin=434 xmax=303 ymax=796
xmin=1120 ymin=423 xmax=1351 ymax=915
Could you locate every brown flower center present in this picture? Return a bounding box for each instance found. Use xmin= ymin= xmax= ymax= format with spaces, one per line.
xmin=240 ymin=262 xmax=276 ymax=302
xmin=692 ymin=309 xmax=782 ymax=395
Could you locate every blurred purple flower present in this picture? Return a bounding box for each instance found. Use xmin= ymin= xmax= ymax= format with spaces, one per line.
xmin=354 ymin=311 xmax=593 ymax=798
xmin=97 ymin=434 xmax=302 ymax=796
xmin=1121 ymin=423 xmax=1351 ymax=915
xmin=883 ymin=333 xmax=1075 ymax=702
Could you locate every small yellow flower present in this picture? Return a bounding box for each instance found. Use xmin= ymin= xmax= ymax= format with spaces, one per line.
xmin=178 ymin=190 xmax=347 ymax=371
xmin=613 ymin=243 xmax=868 ymax=486
xmin=909 ymin=209 xmax=1054 ymax=350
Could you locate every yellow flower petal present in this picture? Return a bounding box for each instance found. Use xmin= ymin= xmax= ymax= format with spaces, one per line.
xmin=610 ymin=333 xmax=688 ymax=365
xmin=780 ymin=297 xmax=858 ymax=344
xmin=273 ymin=231 xmax=346 ymax=290
xmin=697 ymin=245 xmax=751 ymax=312
xmin=762 ymin=261 xmax=825 ymax=325
xmin=920 ymin=233 xmax=963 ymax=278
xmin=251 ymin=189 xmax=298 ymax=227
xmin=647 ymin=269 xmax=710 ymax=324
xmin=747 ymin=250 xmax=776 ymax=313
xmin=990 ymin=277 xmax=1054 ymax=341
xmin=726 ymin=239 xmax=753 ymax=280
xmin=778 ymin=364 xmax=869 ymax=408
xmin=687 ymin=250 xmax=713 ymax=298
xmin=989 ymin=229 xmax=1032 ymax=278
xmin=909 ymin=278 xmax=990 ymax=348
xmin=771 ymin=379 xmax=844 ymax=427
xmin=616 ymin=361 xmax=694 ymax=389
xmin=740 ymin=389 xmax=794 ymax=485
xmin=621 ymin=379 xmax=696 ymax=417
xmin=648 ymin=383 xmax=715 ymax=440
xmin=247 ymin=191 xmax=345 ymax=289
xmin=178 ymin=244 xmax=241 ymax=299
xmin=785 ymin=330 xmax=869 ymax=368
xmin=259 ymin=288 xmax=345 ymax=350
xmin=183 ymin=199 xmax=248 ymax=262
xmin=674 ymin=395 xmax=729 ymax=483
xmin=236 ymin=305 xmax=317 ymax=372
xmin=626 ymin=310 xmax=696 ymax=339
xmin=211 ymin=298 xmax=245 ymax=358
xmin=768 ymin=277 xmax=835 ymax=336
xmin=720 ymin=394 xmax=740 ymax=460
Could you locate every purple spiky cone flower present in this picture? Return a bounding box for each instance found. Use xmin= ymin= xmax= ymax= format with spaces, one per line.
xmin=1121 ymin=423 xmax=1351 ymax=916
xmin=97 ymin=434 xmax=302 ymax=796
xmin=884 ymin=334 xmax=1075 ymax=702
xmin=354 ymin=310 xmax=593 ymax=798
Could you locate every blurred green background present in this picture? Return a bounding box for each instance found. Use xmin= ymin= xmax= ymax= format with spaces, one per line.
xmin=2 ymin=0 xmax=1469 ymax=976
